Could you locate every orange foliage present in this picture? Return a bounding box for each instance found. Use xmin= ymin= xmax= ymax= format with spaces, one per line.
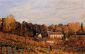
xmin=68 ymin=22 xmax=81 ymax=32
xmin=3 ymin=15 xmax=16 ymax=32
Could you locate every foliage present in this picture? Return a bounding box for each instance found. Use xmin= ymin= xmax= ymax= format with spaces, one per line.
xmin=3 ymin=15 xmax=16 ymax=32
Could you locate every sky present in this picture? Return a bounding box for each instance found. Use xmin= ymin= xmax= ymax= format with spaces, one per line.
xmin=0 ymin=0 xmax=85 ymax=25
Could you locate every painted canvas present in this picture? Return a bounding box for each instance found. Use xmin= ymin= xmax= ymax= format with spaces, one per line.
xmin=0 ymin=0 xmax=85 ymax=54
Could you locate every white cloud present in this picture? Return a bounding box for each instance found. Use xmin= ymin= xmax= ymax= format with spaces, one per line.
xmin=9 ymin=0 xmax=85 ymax=24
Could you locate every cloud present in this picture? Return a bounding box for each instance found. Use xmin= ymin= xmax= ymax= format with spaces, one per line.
xmin=0 ymin=0 xmax=26 ymax=17
xmin=1 ymin=0 xmax=85 ymax=24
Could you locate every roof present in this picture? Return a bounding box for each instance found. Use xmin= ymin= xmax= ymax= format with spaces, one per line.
xmin=48 ymin=32 xmax=63 ymax=35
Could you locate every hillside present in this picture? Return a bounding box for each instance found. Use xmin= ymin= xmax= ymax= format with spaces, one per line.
xmin=0 ymin=32 xmax=85 ymax=54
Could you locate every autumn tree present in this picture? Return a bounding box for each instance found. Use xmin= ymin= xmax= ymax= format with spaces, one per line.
xmin=14 ymin=21 xmax=21 ymax=35
xmin=62 ymin=25 xmax=70 ymax=40
xmin=27 ymin=23 xmax=33 ymax=36
xmin=3 ymin=15 xmax=16 ymax=33
xmin=68 ymin=22 xmax=81 ymax=35
xmin=32 ymin=24 xmax=40 ymax=37
xmin=40 ymin=24 xmax=48 ymax=37
xmin=48 ymin=24 xmax=55 ymax=32
xmin=20 ymin=21 xmax=30 ymax=36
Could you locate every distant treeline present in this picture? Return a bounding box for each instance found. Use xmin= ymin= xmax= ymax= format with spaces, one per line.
xmin=0 ymin=15 xmax=84 ymax=38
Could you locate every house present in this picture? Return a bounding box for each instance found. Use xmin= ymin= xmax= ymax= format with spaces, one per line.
xmin=48 ymin=32 xmax=64 ymax=39
xmin=46 ymin=32 xmax=64 ymax=46
xmin=34 ymin=33 xmax=45 ymax=41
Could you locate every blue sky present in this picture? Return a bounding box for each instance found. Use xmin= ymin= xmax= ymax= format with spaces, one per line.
xmin=0 ymin=0 xmax=85 ymax=25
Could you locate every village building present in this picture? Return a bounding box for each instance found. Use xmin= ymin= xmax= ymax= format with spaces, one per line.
xmin=46 ymin=31 xmax=64 ymax=46
xmin=48 ymin=31 xmax=64 ymax=39
xmin=65 ymin=23 xmax=85 ymax=49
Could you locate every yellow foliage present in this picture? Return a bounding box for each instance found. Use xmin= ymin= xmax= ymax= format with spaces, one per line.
xmin=68 ymin=22 xmax=80 ymax=32
xmin=3 ymin=15 xmax=16 ymax=32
